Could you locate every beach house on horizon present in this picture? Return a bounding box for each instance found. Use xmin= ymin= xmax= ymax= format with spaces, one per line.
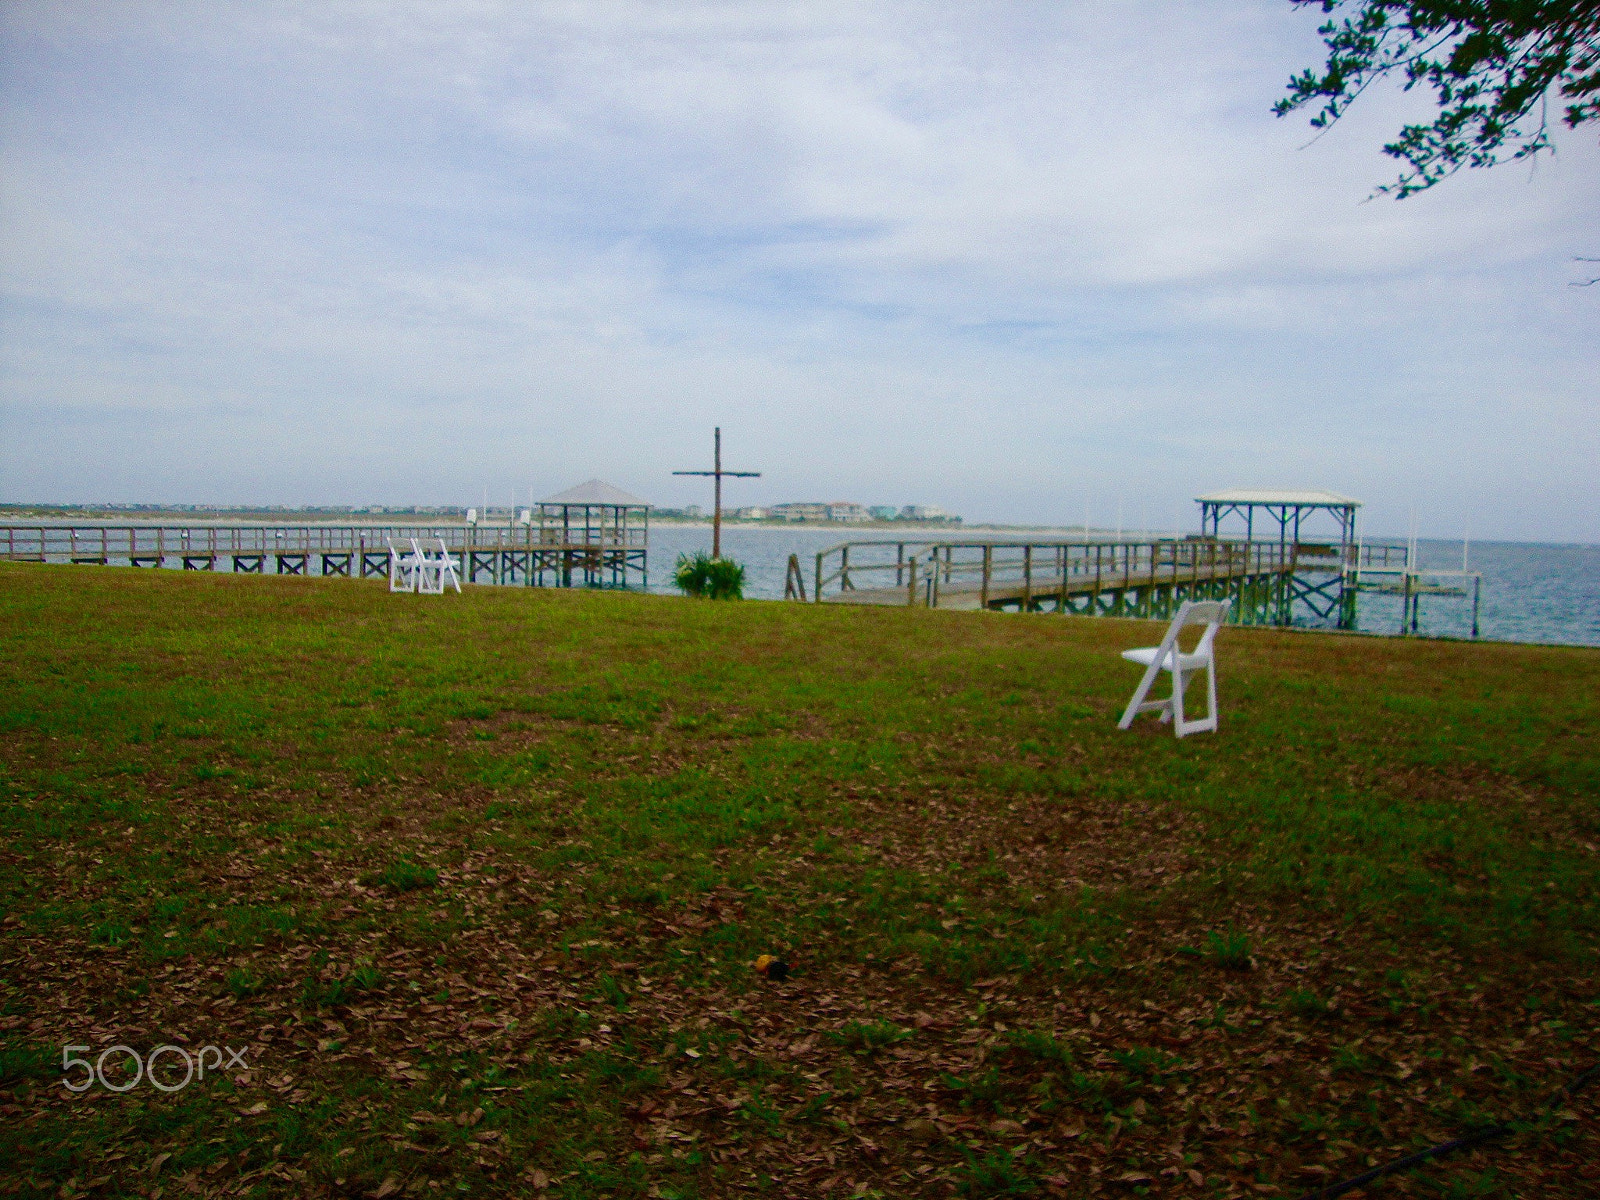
xmin=770 ymin=502 xmax=830 ymax=522
xmin=767 ymin=501 xmax=960 ymax=523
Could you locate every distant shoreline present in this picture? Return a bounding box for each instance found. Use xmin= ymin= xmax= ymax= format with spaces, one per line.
xmin=2 ymin=509 xmax=1588 ymax=547
xmin=657 ymin=520 xmax=1115 ymax=536
xmin=0 ymin=507 xmax=1094 ymax=535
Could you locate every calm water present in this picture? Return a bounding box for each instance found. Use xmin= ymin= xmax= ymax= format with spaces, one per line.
xmin=14 ymin=521 xmax=1597 ymax=648
xmin=1348 ymin=538 xmax=1600 ymax=647
xmin=649 ymin=526 xmax=1600 ymax=648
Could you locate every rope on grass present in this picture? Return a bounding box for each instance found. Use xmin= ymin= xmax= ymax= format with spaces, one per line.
xmin=1294 ymin=1061 xmax=1599 ymax=1200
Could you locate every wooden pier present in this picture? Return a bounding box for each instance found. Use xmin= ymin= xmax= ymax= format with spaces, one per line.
xmin=0 ymin=520 xmax=648 ymax=590
xmin=0 ymin=481 xmax=653 ymax=591
xmin=1347 ymin=541 xmax=1483 ymax=636
xmin=811 ymin=536 xmax=1413 ymax=629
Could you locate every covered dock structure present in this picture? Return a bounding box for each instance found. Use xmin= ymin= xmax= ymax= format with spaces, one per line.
xmin=1196 ymin=489 xmax=1360 ymax=628
xmin=812 ymin=488 xmax=1391 ymax=630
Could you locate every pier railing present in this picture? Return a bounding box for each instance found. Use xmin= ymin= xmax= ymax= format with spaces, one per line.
xmin=0 ymin=521 xmax=651 ymax=590
xmin=814 ymin=537 xmax=1301 ymax=610
xmin=0 ymin=521 xmax=647 ymax=563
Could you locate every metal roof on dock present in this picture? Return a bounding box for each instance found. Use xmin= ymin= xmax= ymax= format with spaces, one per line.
xmin=1195 ymin=489 xmax=1360 ymax=507
xmin=541 ymin=479 xmax=651 ymax=507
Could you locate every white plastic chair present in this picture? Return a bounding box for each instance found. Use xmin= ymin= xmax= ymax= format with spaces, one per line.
xmin=437 ymin=538 xmax=463 ymax=593
xmin=1117 ymin=599 xmax=1231 ymax=738
xmin=387 ymin=538 xmax=421 ymax=593
xmin=415 ymin=538 xmax=462 ymax=595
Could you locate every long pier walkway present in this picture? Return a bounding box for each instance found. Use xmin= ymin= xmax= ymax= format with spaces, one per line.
xmin=0 ymin=522 xmax=647 ymax=589
xmin=811 ymin=538 xmax=1407 ymax=627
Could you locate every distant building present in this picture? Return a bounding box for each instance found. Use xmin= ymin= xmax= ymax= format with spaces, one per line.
xmin=827 ymin=502 xmax=870 ymax=523
xmin=771 ymin=500 xmax=938 ymax=523
xmin=771 ymin=502 xmax=830 ymax=522
xmin=734 ymin=506 xmax=770 ymax=520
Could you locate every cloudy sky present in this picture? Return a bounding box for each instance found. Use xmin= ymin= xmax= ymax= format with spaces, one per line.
xmin=1 ymin=2 xmax=1595 ymax=540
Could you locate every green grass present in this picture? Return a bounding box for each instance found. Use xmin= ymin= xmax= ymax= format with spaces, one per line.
xmin=0 ymin=561 xmax=1596 ymax=1198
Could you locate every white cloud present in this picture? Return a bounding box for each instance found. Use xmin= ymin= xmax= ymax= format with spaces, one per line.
xmin=1 ymin=0 xmax=1596 ymax=539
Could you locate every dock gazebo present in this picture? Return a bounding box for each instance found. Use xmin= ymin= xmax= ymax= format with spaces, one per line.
xmin=1195 ymin=489 xmax=1360 ymax=627
xmin=536 ymin=479 xmax=651 ymax=588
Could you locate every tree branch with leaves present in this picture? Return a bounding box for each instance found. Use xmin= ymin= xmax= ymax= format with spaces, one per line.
xmin=1277 ymin=1 xmax=1600 ymax=196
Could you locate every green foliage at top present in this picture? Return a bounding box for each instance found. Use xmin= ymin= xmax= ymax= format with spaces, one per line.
xmin=673 ymin=551 xmax=745 ymax=600
xmin=1278 ymin=1 xmax=1600 ymax=196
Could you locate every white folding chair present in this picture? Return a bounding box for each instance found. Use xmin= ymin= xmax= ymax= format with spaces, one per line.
xmin=412 ymin=540 xmax=444 ymax=598
xmin=432 ymin=537 xmax=462 ymax=594
xmin=1117 ymin=599 xmax=1231 ymax=738
xmin=414 ymin=538 xmax=462 ymax=595
xmin=387 ymin=538 xmax=421 ymax=593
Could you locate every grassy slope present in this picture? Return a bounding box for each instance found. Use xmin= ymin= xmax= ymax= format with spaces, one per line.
xmin=0 ymin=562 xmax=1596 ymax=1199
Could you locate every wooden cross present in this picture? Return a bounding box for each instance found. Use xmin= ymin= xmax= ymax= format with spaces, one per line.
xmin=672 ymin=427 xmax=760 ymax=559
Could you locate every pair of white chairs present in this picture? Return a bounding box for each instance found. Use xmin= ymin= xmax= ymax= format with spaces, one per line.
xmin=387 ymin=538 xmax=462 ymax=595
xmin=1117 ymin=599 xmax=1231 ymax=738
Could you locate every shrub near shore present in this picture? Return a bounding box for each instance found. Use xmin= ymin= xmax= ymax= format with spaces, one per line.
xmin=674 ymin=553 xmax=746 ymax=601
xmin=0 ymin=562 xmax=1596 ymax=1198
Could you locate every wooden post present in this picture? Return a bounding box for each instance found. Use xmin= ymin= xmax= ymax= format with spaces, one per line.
xmin=1022 ymin=544 xmax=1032 ymax=611
xmin=907 ymin=557 xmax=919 ymax=607
xmin=712 ymin=427 xmax=722 ymax=559
xmin=980 ymin=545 xmax=992 ymax=610
xmin=673 ymin=426 xmax=760 ymax=563
xmin=784 ymin=553 xmax=807 ymax=601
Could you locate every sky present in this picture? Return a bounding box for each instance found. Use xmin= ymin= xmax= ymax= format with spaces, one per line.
xmin=1 ymin=1 xmax=1596 ymax=542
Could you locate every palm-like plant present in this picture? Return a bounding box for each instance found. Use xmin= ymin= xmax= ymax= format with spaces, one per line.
xmin=673 ymin=552 xmax=745 ymax=600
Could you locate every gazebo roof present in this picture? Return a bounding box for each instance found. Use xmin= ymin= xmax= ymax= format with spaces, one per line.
xmin=541 ymin=479 xmax=650 ymax=507
xmin=1195 ymin=489 xmax=1360 ymax=508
